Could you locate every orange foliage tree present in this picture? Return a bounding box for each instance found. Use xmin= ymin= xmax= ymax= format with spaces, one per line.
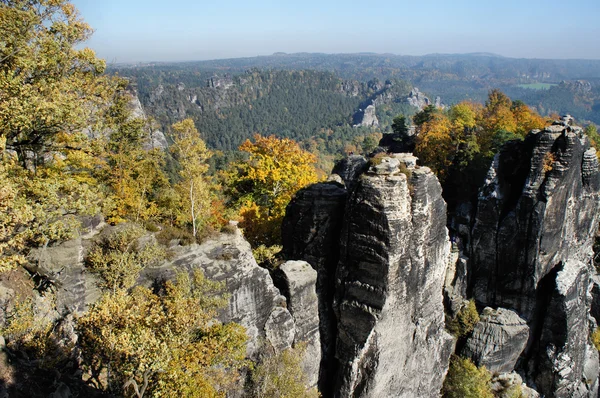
xmin=226 ymin=134 xmax=319 ymax=247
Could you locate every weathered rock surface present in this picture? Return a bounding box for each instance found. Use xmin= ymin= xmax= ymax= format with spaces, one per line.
xmin=470 ymin=121 xmax=600 ymax=397
xmin=275 ymin=261 xmax=321 ymax=387
xmin=353 ymin=104 xmax=379 ymax=128
xmin=26 ymin=217 xmax=105 ymax=314
xmin=282 ymin=182 xmax=347 ymax=394
xmin=139 ymin=229 xmax=293 ymax=358
xmin=406 ymin=87 xmax=431 ymax=110
xmin=283 ymin=155 xmax=454 ymax=397
xmin=331 ymin=155 xmax=368 ymax=190
xmin=333 ymin=164 xmax=454 ymax=397
xmin=462 ymin=307 xmax=529 ymax=373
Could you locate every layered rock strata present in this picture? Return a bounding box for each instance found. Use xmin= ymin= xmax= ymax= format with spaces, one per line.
xmin=470 ymin=121 xmax=600 ymax=397
xmin=283 ymin=155 xmax=455 ymax=397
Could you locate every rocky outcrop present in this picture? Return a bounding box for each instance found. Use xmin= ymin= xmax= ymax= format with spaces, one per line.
xmin=470 ymin=120 xmax=600 ymax=397
xmin=406 ymin=87 xmax=431 ymax=110
xmin=282 ymin=183 xmax=347 ymax=394
xmin=331 ymin=155 xmax=368 ymax=190
xmin=138 ymin=229 xmax=294 ymax=358
xmin=333 ymin=162 xmax=454 ymax=398
xmin=353 ymin=105 xmax=379 ymax=128
xmin=462 ymin=307 xmax=529 ymax=373
xmin=284 ymin=155 xmax=454 ymax=397
xmin=274 ymin=261 xmax=321 ymax=388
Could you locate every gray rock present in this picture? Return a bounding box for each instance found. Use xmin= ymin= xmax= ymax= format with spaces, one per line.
xmin=331 ymin=155 xmax=368 ymax=190
xmin=27 ymin=237 xmax=102 ymax=314
xmin=282 ymin=182 xmax=347 ymax=394
xmin=353 ymin=105 xmax=379 ymax=128
xmin=138 ymin=230 xmax=293 ymax=358
xmin=470 ymin=124 xmax=600 ymax=397
xmin=406 ymin=87 xmax=431 ymax=110
xmin=264 ymin=307 xmax=295 ymax=352
xmin=333 ymin=165 xmax=454 ymax=397
xmin=462 ymin=307 xmax=529 ymax=373
xmin=491 ymin=372 xmax=540 ymax=398
xmin=276 ymin=261 xmax=321 ymax=387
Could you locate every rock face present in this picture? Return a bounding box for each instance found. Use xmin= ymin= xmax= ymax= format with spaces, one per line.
xmin=470 ymin=121 xmax=600 ymax=397
xmin=282 ymin=183 xmax=347 ymax=394
xmin=333 ymin=163 xmax=454 ymax=398
xmin=139 ymin=230 xmax=294 ymax=358
xmin=353 ymin=104 xmax=379 ymax=128
xmin=462 ymin=307 xmax=529 ymax=373
xmin=406 ymin=87 xmax=431 ymax=110
xmin=274 ymin=261 xmax=321 ymax=388
xmin=283 ymin=156 xmax=454 ymax=398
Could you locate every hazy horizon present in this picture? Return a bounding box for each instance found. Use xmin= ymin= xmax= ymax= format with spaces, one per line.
xmin=73 ymin=0 xmax=600 ymax=63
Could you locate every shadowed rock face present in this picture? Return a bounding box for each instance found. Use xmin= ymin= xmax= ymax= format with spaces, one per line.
xmin=282 ymin=182 xmax=347 ymax=395
xmin=283 ymin=157 xmax=454 ymax=398
xmin=470 ymin=122 xmax=600 ymax=397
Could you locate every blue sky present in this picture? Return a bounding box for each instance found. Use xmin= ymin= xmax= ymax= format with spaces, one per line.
xmin=73 ymin=0 xmax=600 ymax=63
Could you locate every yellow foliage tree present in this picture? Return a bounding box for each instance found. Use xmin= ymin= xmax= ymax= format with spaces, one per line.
xmin=226 ymin=134 xmax=319 ymax=247
xmin=414 ymin=113 xmax=454 ymax=180
xmin=0 ymin=0 xmax=115 ymax=167
xmin=170 ymin=119 xmax=213 ymax=237
xmin=77 ymin=271 xmax=247 ymax=397
xmin=102 ymin=91 xmax=170 ymax=224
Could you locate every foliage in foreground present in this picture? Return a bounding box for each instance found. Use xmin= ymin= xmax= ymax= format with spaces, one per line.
xmin=77 ymin=270 xmax=247 ymax=397
xmin=447 ymin=300 xmax=480 ymax=338
xmin=442 ymin=355 xmax=494 ymax=398
xmin=250 ymin=345 xmax=319 ymax=398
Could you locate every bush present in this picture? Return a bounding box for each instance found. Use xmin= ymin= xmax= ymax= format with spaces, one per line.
xmin=250 ymin=344 xmax=319 ymax=398
xmin=592 ymin=328 xmax=600 ymax=351
xmin=442 ymin=355 xmax=493 ymax=398
xmin=447 ymin=300 xmax=480 ymax=338
xmin=252 ymin=245 xmax=283 ymax=268
xmin=86 ymin=224 xmax=166 ymax=290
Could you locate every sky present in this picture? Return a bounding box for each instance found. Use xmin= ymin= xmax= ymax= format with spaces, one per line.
xmin=72 ymin=0 xmax=600 ymax=63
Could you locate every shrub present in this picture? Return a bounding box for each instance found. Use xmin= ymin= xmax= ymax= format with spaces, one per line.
xmin=592 ymin=328 xmax=600 ymax=351
xmin=447 ymin=300 xmax=480 ymax=338
xmin=252 ymin=245 xmax=283 ymax=268
xmin=86 ymin=224 xmax=166 ymax=291
xmin=250 ymin=344 xmax=319 ymax=398
xmin=442 ymin=355 xmax=493 ymax=398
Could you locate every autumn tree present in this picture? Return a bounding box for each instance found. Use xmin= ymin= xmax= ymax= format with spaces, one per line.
xmin=0 ymin=0 xmax=114 ymax=167
xmin=77 ymin=271 xmax=247 ymax=397
xmin=101 ymin=89 xmax=170 ymax=224
xmin=0 ymin=0 xmax=122 ymax=269
xmin=226 ymin=134 xmax=319 ymax=247
xmin=170 ymin=119 xmax=213 ymax=237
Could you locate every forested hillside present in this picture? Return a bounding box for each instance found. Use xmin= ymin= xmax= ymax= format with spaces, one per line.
xmin=123 ymin=68 xmax=414 ymax=152
xmin=114 ymin=53 xmax=600 ymax=126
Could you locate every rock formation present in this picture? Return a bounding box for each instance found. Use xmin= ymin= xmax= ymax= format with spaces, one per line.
xmin=470 ymin=120 xmax=600 ymax=397
xmin=283 ymin=155 xmax=455 ymax=397
xmin=139 ymin=229 xmax=294 ymax=358
xmin=406 ymin=87 xmax=431 ymax=110
xmin=274 ymin=261 xmax=321 ymax=387
xmin=353 ymin=104 xmax=379 ymax=128
xmin=462 ymin=307 xmax=529 ymax=373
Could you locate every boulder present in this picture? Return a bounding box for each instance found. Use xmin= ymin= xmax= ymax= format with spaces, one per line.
xmin=462 ymin=307 xmax=529 ymax=373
